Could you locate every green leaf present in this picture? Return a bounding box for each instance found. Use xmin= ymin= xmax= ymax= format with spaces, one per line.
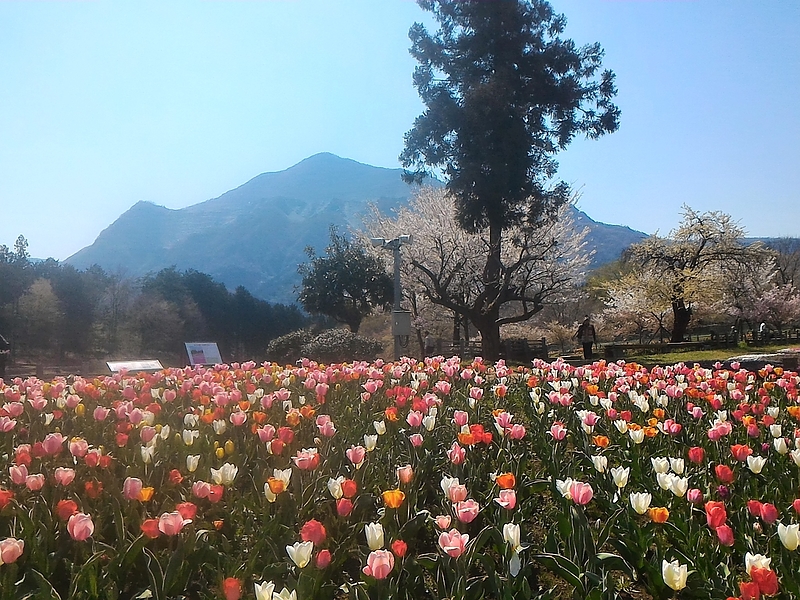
xmin=530 ymin=553 xmax=585 ymax=596
xmin=24 ymin=569 xmax=62 ymax=600
xmin=142 ymin=548 xmax=165 ymax=600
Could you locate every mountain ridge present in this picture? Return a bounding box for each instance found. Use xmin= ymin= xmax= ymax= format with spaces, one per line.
xmin=66 ymin=153 xmax=648 ymax=304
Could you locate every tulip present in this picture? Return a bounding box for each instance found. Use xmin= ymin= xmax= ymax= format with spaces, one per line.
xmin=186 ymin=455 xmax=200 ymax=472
xmin=0 ymin=537 xmax=24 ymax=564
xmin=648 ymin=507 xmax=669 ymax=523
xmin=661 ymin=559 xmax=688 ymax=591
xmin=315 ymin=549 xmax=332 ymax=569
xmin=435 ymin=515 xmax=451 ymax=529
xmin=568 ymin=481 xmax=593 ymax=505
xmin=364 ymin=434 xmax=377 ymax=451
xmin=669 ymin=476 xmax=689 ymax=497
xmin=396 ymin=464 xmax=414 ymax=484
xmin=140 ymin=519 xmax=160 ymax=539
xmin=502 ymin=522 xmax=522 ymax=553
xmin=454 ymin=499 xmax=480 ymax=523
xmin=56 ymin=499 xmax=78 ymax=520
xmin=760 ymin=503 xmax=778 ymax=524
xmin=373 ymin=420 xmax=386 ymax=435
xmin=158 ymin=511 xmax=189 ymax=536
xmin=611 ymin=466 xmax=630 ymax=489
xmin=714 ymin=464 xmax=735 ymax=483
xmin=362 ymin=549 xmax=394 ymax=579
xmin=273 ymin=588 xmax=297 ymax=600
xmin=687 ymin=446 xmax=705 ymax=464
xmin=383 ymin=489 xmax=406 ymax=509
xmin=210 ymin=463 xmax=238 ymax=486
xmin=336 ymin=498 xmax=353 ymax=517
xmin=391 ymin=539 xmax=408 ymax=558
xmin=409 ymin=433 xmax=424 ymax=447
xmin=686 ymin=488 xmax=703 ymax=504
xmin=590 ymin=455 xmax=607 ymax=473
xmin=67 ymin=512 xmax=95 ymax=541
xmin=446 ymin=442 xmax=466 ymax=465
xmin=747 ymin=455 xmax=767 ymax=474
xmin=778 ymin=523 xmax=800 ymax=550
xmin=222 ymin=577 xmax=241 ymax=600
xmin=751 ymin=566 xmax=779 ymax=596
xmin=327 ymin=476 xmax=345 ymax=499
xmin=25 ymin=474 xmax=45 ymax=491
xmin=254 ymin=581 xmax=275 ymax=600
xmin=651 ymin=457 xmax=670 ymax=474
xmin=715 ymin=524 xmax=734 ymax=546
xmin=745 ymin=552 xmax=771 ymax=575
xmin=54 ymin=467 xmax=76 ymax=487
xmin=365 ymin=522 xmax=384 ymax=550
xmin=292 ymin=448 xmax=320 ymax=470
xmin=286 ymin=541 xmax=314 ymax=568
xmin=495 ymin=489 xmax=517 ymax=510
xmin=123 ymin=477 xmax=143 ymax=500
xmin=629 ymin=492 xmax=652 ymax=515
xmin=300 ymin=519 xmax=326 ymax=545
xmin=438 ymin=528 xmax=469 ymax=558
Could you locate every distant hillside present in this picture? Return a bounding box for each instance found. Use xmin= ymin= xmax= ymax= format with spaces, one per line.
xmin=67 ymin=153 xmax=646 ymax=304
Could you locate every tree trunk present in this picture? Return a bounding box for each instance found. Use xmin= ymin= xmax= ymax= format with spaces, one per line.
xmin=474 ymin=313 xmax=502 ymax=361
xmin=671 ymin=300 xmax=691 ymax=342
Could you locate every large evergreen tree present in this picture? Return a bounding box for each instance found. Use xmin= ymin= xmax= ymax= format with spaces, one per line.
xmin=401 ymin=0 xmax=619 ymax=358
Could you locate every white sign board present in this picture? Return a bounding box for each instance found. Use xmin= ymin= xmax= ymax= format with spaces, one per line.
xmin=107 ymin=360 xmax=163 ymax=373
xmin=185 ymin=342 xmax=223 ymax=366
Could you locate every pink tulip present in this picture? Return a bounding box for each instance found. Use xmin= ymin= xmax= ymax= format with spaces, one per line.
xmin=230 ymin=411 xmax=247 ymax=427
xmin=409 ymin=434 xmax=424 ymax=447
xmin=396 ymin=464 xmax=414 ymax=484
xmin=54 ymin=467 xmax=76 ymax=487
xmin=4 ymin=402 xmax=23 ymax=417
xmin=67 ymin=513 xmax=95 ymax=541
xmin=447 ymin=442 xmax=466 ymax=465
xmin=256 ymin=424 xmax=275 ymax=443
xmin=569 ymin=481 xmax=594 ymax=505
xmin=509 ymin=424 xmax=526 ymax=440
xmin=140 ymin=426 xmax=157 ymax=444
xmin=454 ymin=499 xmax=480 ymax=523
xmin=447 ymin=483 xmax=468 ymax=503
xmin=0 ymin=417 xmax=17 ymax=432
xmin=435 ymin=380 xmax=451 ymax=395
xmin=25 ymin=474 xmax=45 ymax=491
xmin=192 ymin=481 xmax=211 ymax=499
xmin=69 ymin=438 xmax=89 ymax=458
xmin=123 ymin=477 xmax=143 ymax=500
xmin=42 ymin=432 xmax=65 ymax=455
xmin=469 ymin=387 xmax=483 ymax=401
xmin=0 ymin=538 xmax=24 ymax=564
xmin=406 ymin=410 xmax=423 ymax=427
xmin=453 ymin=410 xmax=469 ymax=427
xmin=435 ymin=515 xmax=451 ymax=529
xmin=9 ymin=464 xmax=27 ymax=485
xmin=346 ymin=445 xmax=366 ymax=467
xmin=438 ymin=529 xmax=469 ymax=558
xmin=686 ymin=488 xmax=703 ymax=504
xmin=494 ymin=489 xmax=517 ymax=510
xmin=93 ymin=406 xmax=110 ymax=421
xmin=362 ymin=549 xmax=395 ymax=579
xmin=158 ymin=511 xmax=189 ymax=536
xmin=549 ymin=422 xmax=567 ymax=441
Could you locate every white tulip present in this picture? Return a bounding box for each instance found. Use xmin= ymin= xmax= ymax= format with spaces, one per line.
xmin=328 ymin=476 xmax=345 ymax=499
xmin=790 ymin=449 xmax=800 ymax=467
xmin=774 ymin=438 xmax=789 ymax=455
xmin=254 ymin=581 xmax=275 ymax=600
xmin=286 ymin=541 xmax=313 ymax=568
xmin=210 ymin=462 xmax=238 ymax=486
xmin=669 ymin=457 xmax=685 ymax=475
xmin=778 ymin=523 xmax=800 ymax=551
xmin=273 ymin=587 xmax=297 ymax=600
xmin=651 ymin=457 xmax=670 ymax=474
xmin=186 ymin=455 xmax=200 ymax=472
xmin=365 ymin=522 xmax=384 ymax=550
xmin=745 ymin=552 xmax=771 ymax=575
xmin=364 ymin=434 xmax=377 ymax=452
xmin=629 ymin=429 xmax=645 ymax=444
xmin=662 ymin=559 xmax=688 ymax=591
xmin=746 ymin=455 xmax=767 ymax=474
xmin=503 ymin=522 xmax=522 ymax=553
xmin=629 ymin=492 xmax=652 ymax=515
xmin=212 ymin=419 xmax=227 ymax=435
xmin=590 ymin=455 xmax=608 ymax=473
xmin=610 ymin=466 xmax=630 ymax=489
xmin=656 ymin=472 xmax=674 ymax=491
xmin=770 ymin=424 xmax=782 ymax=438
xmin=373 ymin=420 xmax=386 ymax=435
xmin=669 ymin=476 xmax=689 ymax=498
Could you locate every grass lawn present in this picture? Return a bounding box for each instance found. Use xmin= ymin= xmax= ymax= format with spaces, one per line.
xmin=622 ymin=342 xmax=797 ymax=365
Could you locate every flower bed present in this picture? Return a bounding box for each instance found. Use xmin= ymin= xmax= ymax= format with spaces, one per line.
xmin=1 ymin=357 xmax=799 ymax=599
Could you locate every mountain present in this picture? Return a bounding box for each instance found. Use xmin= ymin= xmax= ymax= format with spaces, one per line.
xmin=66 ymin=153 xmax=646 ymax=304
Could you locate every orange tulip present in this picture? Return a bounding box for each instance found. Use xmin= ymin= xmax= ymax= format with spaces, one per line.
xmin=382 ymin=489 xmax=406 ymax=509
xmin=652 ymin=408 xmax=665 ymax=419
xmin=138 ymin=487 xmax=155 ymax=502
xmin=267 ymin=477 xmax=285 ymax=495
xmin=592 ymin=435 xmax=610 ymax=448
xmin=300 ymin=405 xmax=316 ymax=419
xmin=495 ymin=473 xmax=516 ymax=489
xmin=648 ymin=507 xmax=669 ymax=523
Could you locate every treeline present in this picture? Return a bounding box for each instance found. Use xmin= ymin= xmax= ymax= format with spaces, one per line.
xmin=0 ymin=236 xmax=308 ymax=364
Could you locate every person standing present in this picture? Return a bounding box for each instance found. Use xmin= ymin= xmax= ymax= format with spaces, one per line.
xmin=0 ymin=333 xmax=10 ymax=381
xmin=575 ymin=316 xmax=597 ymax=360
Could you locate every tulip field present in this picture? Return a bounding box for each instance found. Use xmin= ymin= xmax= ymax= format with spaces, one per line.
xmin=1 ymin=356 xmax=800 ymax=600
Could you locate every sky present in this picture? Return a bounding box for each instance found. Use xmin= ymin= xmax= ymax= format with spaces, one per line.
xmin=1 ymin=0 xmax=798 ymax=262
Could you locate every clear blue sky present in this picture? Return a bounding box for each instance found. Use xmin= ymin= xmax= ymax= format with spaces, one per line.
xmin=1 ymin=0 xmax=798 ymax=261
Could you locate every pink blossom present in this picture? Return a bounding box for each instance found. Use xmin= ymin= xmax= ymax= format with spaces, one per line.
xmin=438 ymin=529 xmax=469 ymax=558
xmin=25 ymin=474 xmax=45 ymax=491
xmin=140 ymin=426 xmax=157 ymax=444
xmin=42 ymin=432 xmax=65 ymax=455
xmin=509 ymin=424 xmax=526 ymax=440
xmin=549 ymin=421 xmax=567 ymax=441
xmin=362 ymin=549 xmax=394 ymax=579
xmin=256 ymin=424 xmax=275 ymax=443
xmin=158 ymin=511 xmax=189 ymax=536
xmin=192 ymin=481 xmax=211 ymax=499
xmin=446 ymin=442 xmax=466 ymax=465
xmin=67 ymin=513 xmax=95 ymax=541
xmin=435 ymin=515 xmax=451 ymax=529
xmin=345 ymin=445 xmax=366 ymax=467
xmin=123 ymin=477 xmax=143 ymax=500
xmin=454 ymin=499 xmax=480 ymax=523
xmin=453 ymin=410 xmax=469 ymax=427
xmin=0 ymin=538 xmax=24 ymax=564
xmin=447 ymin=484 xmax=468 ymax=503
xmin=0 ymin=417 xmax=16 ymax=432
xmin=69 ymin=438 xmax=89 ymax=458
xmin=54 ymin=467 xmax=76 ymax=487
xmin=9 ymin=464 xmax=27 ymax=485
xmin=406 ymin=410 xmax=423 ymax=427
xmin=409 ymin=434 xmax=424 ymax=447
xmin=494 ymin=489 xmax=517 ymax=510
xmin=434 ymin=380 xmax=451 ymax=395
xmin=229 ymin=411 xmax=247 ymax=427
xmin=293 ymin=448 xmax=321 ymax=470
xmin=569 ymin=481 xmax=594 ymax=505
xmin=494 ymin=411 xmax=513 ymax=429
xmin=4 ymin=402 xmax=23 ymax=417
xmin=469 ymin=387 xmax=483 ymax=401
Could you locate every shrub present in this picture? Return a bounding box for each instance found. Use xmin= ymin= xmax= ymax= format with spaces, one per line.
xmin=266 ymin=329 xmax=315 ymax=364
xmin=300 ymin=328 xmax=383 ymax=363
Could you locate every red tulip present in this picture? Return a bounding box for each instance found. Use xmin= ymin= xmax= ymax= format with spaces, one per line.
xmin=731 ymin=444 xmax=753 ymax=462
xmin=391 ymin=539 xmax=408 ymax=558
xmin=175 ymin=502 xmax=197 ymax=521
xmin=0 ymin=489 xmax=14 ymax=510
xmin=222 ymin=577 xmax=242 ymax=600
xmin=759 ymin=503 xmax=778 ymax=524
xmin=739 ymin=580 xmax=760 ymax=600
xmin=715 ymin=524 xmax=734 ymax=546
xmin=714 ymin=465 xmax=735 ymax=484
xmin=315 ymin=549 xmax=332 ymax=569
xmin=336 ymin=498 xmax=353 ymax=517
xmin=705 ymin=501 xmax=727 ymax=529
xmin=300 ymin=519 xmax=327 ymax=545
xmin=747 ymin=500 xmax=763 ymax=517
xmin=687 ymin=446 xmax=705 ymax=464
xmin=140 ymin=518 xmax=160 ymax=539
xmin=56 ymin=499 xmax=78 ymax=520
xmin=751 ymin=567 xmax=779 ymax=596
